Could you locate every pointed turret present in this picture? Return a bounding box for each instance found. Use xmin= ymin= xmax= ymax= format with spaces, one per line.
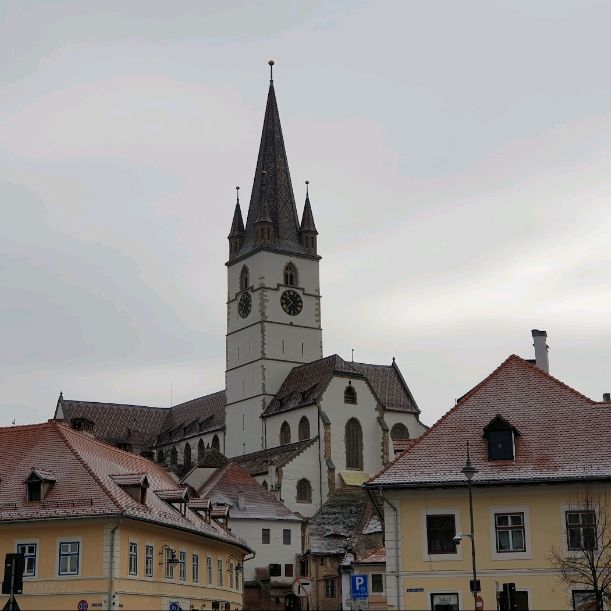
xmin=235 ymin=61 xmax=313 ymax=259
xmin=299 ymin=180 xmax=318 ymax=255
xmin=228 ymin=186 xmax=245 ymax=258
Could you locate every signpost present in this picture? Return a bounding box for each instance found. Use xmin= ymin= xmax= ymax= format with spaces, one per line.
xmin=292 ymin=577 xmax=311 ymax=598
xmin=351 ymin=575 xmax=368 ymax=600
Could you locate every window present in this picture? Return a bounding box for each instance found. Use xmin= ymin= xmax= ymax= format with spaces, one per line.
xmin=170 ymin=447 xmax=178 ymax=466
xmin=179 ymin=551 xmax=186 ymax=580
xmin=269 ymin=563 xmax=281 ymax=577
xmin=280 ymin=421 xmax=291 ymax=445
xmin=262 ymin=528 xmax=270 ymax=544
xmin=566 ymin=511 xmax=597 ymax=550
xmin=344 ymin=383 xmax=357 ymax=404
xmin=193 ymin=553 xmax=199 ymax=582
xmin=431 ymin=593 xmax=459 ymax=611
xmin=58 ymin=541 xmax=80 ymax=575
xmin=495 ymin=513 xmax=525 ymax=552
xmin=240 ymin=266 xmax=249 ymax=291
xmin=262 ymin=480 xmax=268 ymax=491
xmin=229 ymin=562 xmax=234 ymax=589
xmin=156 ymin=449 xmax=165 ymax=462
xmin=371 ymin=574 xmax=384 ymax=593
xmin=296 ymin=479 xmax=312 ymax=503
xmin=207 ymin=557 xmax=213 ymax=583
xmin=484 ymin=415 xmax=518 ymax=460
xmin=129 ymin=542 xmax=138 ymax=575
xmin=324 ymin=578 xmax=336 ymax=598
xmin=298 ymin=416 xmax=310 ymax=441
xmin=283 ymin=263 xmax=297 ymax=286
xmin=283 ymin=529 xmax=291 ymax=545
xmin=165 ymin=547 xmax=174 ymax=579
xmin=198 ymin=438 xmax=205 ymax=462
xmin=319 ymin=557 xmax=325 ymax=566
xmin=390 ymin=423 xmax=410 ymax=441
xmin=572 ymin=590 xmax=597 ymax=611
xmin=27 ymin=479 xmax=42 ymax=502
xmin=284 ymin=563 xmax=294 ymax=577
xmin=426 ymin=514 xmax=457 ymax=554
xmin=212 ymin=434 xmax=220 ymax=452
xmin=345 ymin=418 xmax=363 ymax=469
xmin=217 ymin=559 xmax=223 ymax=586
xmin=16 ymin=544 xmax=37 ymax=577
xmin=145 ymin=545 xmax=153 ymax=577
xmin=184 ymin=443 xmax=191 ymax=468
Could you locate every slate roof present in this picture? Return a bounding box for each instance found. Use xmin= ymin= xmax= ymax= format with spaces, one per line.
xmin=194 ymin=463 xmax=301 ymax=521
xmin=237 ymin=77 xmax=307 ymax=259
xmin=231 ymin=438 xmax=317 ymax=476
xmin=56 ymin=390 xmax=226 ymax=449
xmin=0 ymin=422 xmax=251 ymax=553
xmin=263 ymin=354 xmax=419 ymax=416
xmin=368 ymin=355 xmax=611 ymax=488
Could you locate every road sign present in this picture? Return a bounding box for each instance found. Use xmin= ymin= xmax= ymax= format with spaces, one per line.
xmin=351 ymin=574 xmax=368 ymax=599
xmin=169 ymin=603 xmax=179 ymax=611
xmin=77 ymin=601 xmax=88 ymax=611
xmin=292 ymin=577 xmax=311 ymax=597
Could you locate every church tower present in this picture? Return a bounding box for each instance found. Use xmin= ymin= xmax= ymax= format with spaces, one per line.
xmin=225 ymin=62 xmax=323 ymax=457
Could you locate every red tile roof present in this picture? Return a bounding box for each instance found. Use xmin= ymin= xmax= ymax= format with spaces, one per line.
xmin=368 ymin=355 xmax=611 ymax=488
xmin=0 ymin=422 xmax=250 ymax=552
xmin=231 ymin=438 xmax=317 ymax=475
xmin=357 ymin=544 xmax=386 ymax=564
xmin=194 ymin=463 xmax=300 ymax=521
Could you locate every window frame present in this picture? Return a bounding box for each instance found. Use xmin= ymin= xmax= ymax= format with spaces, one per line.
xmin=371 ymin=573 xmax=384 ymax=593
xmin=192 ymin=553 xmax=199 ymax=583
xmin=426 ymin=514 xmax=457 ymax=555
xmin=324 ymin=578 xmax=336 ymax=598
xmin=145 ymin=544 xmax=153 ymax=578
xmin=262 ymin=528 xmax=270 ymax=545
xmin=280 ymin=421 xmax=291 ymax=445
xmin=179 ymin=550 xmax=186 ymax=581
xmin=566 ymin=510 xmax=597 ymax=551
xmin=16 ymin=542 xmax=38 ymax=578
xmin=283 ymin=529 xmax=291 ymax=545
xmin=296 ymin=478 xmax=312 ymax=503
xmin=128 ymin=541 xmax=138 ymax=576
xmin=421 ymin=509 xmax=462 ymax=561
xmin=572 ymin=589 xmax=598 ymax=611
xmin=344 ymin=383 xmax=357 ymax=405
xmin=165 ymin=547 xmax=174 ymax=580
xmin=206 ymin=556 xmax=213 ymax=584
xmin=345 ymin=417 xmax=363 ymax=470
xmin=298 ymin=416 xmax=310 ymax=441
xmin=217 ymin=559 xmax=223 ymax=586
xmin=495 ymin=512 xmax=526 ymax=553
xmin=489 ymin=506 xmax=532 ymax=560
xmin=57 ymin=540 xmax=81 ymax=576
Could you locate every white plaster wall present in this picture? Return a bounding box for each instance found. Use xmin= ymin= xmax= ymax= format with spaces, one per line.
xmin=278 ymin=442 xmax=322 ymax=518
xmin=225 ymin=397 xmax=267 ymax=456
xmin=264 ymin=405 xmax=318 ymax=448
xmin=320 ymin=377 xmax=384 ymax=480
xmin=232 ymin=518 xmax=302 ymax=582
xmin=385 ymin=412 xmax=428 ymax=455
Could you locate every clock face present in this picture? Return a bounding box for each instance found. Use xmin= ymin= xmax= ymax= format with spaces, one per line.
xmin=238 ymin=292 xmax=252 ymax=318
xmin=280 ymin=289 xmax=303 ymax=316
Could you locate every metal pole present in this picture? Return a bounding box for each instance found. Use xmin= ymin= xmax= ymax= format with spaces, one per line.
xmin=468 ymin=478 xmax=477 ymax=611
xmin=9 ymin=556 xmax=16 ymax=611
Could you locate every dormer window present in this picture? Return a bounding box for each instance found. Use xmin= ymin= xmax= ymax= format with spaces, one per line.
xmin=24 ymin=469 xmax=56 ymax=502
xmin=111 ymin=473 xmax=149 ymax=504
xmin=483 ymin=415 xmax=520 ymax=461
xmin=155 ymin=488 xmax=189 ymax=516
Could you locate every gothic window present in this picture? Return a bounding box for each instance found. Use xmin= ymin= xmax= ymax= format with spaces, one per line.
xmin=345 ymin=418 xmax=363 ymax=470
xmin=240 ymin=266 xmax=249 ymax=291
xmin=344 ymin=382 xmax=357 ymax=404
xmin=390 ymin=423 xmax=410 ymax=441
xmin=298 ymin=416 xmax=310 ymax=441
xmin=283 ymin=262 xmax=297 ymax=286
xmin=280 ymin=421 xmax=291 ymax=445
xmin=296 ymin=479 xmax=312 ymax=503
xmin=156 ymin=449 xmax=165 ymax=463
xmin=211 ymin=434 xmax=220 ymax=452
xmin=198 ymin=439 xmax=205 ymax=462
xmin=262 ymin=480 xmax=268 ymax=491
xmin=170 ymin=447 xmax=178 ymax=466
xmin=184 ymin=442 xmax=191 ymax=468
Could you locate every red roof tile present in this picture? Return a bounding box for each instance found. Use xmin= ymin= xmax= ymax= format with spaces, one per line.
xmin=368 ymin=355 xmax=611 ymax=488
xmin=231 ymin=438 xmax=316 ymax=475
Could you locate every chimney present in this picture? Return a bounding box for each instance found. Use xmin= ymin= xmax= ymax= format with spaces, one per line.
xmin=603 ymin=393 xmax=610 ymax=403
xmin=531 ymin=329 xmax=549 ymax=373
xmin=237 ymin=490 xmax=245 ymax=510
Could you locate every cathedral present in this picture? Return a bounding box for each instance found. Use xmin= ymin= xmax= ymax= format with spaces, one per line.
xmin=54 ymin=64 xmax=427 ymax=519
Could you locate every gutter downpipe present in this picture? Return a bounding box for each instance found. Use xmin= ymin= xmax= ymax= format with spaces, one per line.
xmin=316 ymin=403 xmax=324 ymax=510
xmin=108 ymin=516 xmax=123 ymax=611
xmin=380 ymin=489 xmax=401 ymax=611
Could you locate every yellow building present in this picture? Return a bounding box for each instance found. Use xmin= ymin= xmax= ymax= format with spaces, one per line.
xmin=367 ymin=351 xmax=611 ymax=611
xmin=0 ymin=421 xmax=251 ymax=610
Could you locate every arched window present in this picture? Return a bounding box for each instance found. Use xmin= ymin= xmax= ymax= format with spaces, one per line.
xmin=262 ymin=480 xmax=268 ymax=491
xmin=184 ymin=442 xmax=191 ymax=468
xmin=156 ymin=449 xmax=165 ymax=463
xmin=344 ymin=382 xmax=357 ymax=404
xmin=170 ymin=447 xmax=178 ymax=466
xmin=283 ymin=263 xmax=297 ymax=286
xmin=240 ymin=266 xmax=249 ymax=291
xmin=211 ymin=434 xmax=220 ymax=452
xmin=390 ymin=423 xmax=410 ymax=441
xmin=298 ymin=416 xmax=310 ymax=441
xmin=198 ymin=438 xmax=205 ymax=462
xmin=345 ymin=418 xmax=363 ymax=470
xmin=280 ymin=421 xmax=291 ymax=445
xmin=296 ymin=479 xmax=312 ymax=503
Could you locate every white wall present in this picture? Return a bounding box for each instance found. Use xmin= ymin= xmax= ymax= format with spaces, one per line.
xmin=264 ymin=405 xmax=318 ymax=448
xmin=279 ymin=441 xmax=323 ymax=518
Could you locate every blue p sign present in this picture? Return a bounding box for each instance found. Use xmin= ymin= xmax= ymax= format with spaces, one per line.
xmin=351 ymin=574 xmax=368 ymax=599
xmin=169 ymin=603 xmax=179 ymax=611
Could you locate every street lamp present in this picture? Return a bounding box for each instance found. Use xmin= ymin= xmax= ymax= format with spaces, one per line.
xmin=461 ymin=441 xmax=479 ymax=611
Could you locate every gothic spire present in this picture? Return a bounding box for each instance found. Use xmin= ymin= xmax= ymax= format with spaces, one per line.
xmin=228 ymin=186 xmax=245 ymax=239
xmin=299 ymin=181 xmax=318 ymax=233
xmin=238 ymin=61 xmax=306 ymax=257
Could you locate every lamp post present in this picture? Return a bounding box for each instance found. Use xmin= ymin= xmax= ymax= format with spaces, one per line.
xmin=461 ymin=441 xmax=478 ymax=611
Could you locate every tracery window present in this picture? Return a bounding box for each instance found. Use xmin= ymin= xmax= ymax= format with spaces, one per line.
xmin=198 ymin=439 xmax=205 ymax=462
xmin=170 ymin=447 xmax=178 ymax=466
xmin=211 ymin=434 xmax=220 ymax=452
xmin=184 ymin=442 xmax=191 ymax=467
xmin=345 ymin=418 xmax=363 ymax=469
xmin=297 ymin=479 xmax=312 ymax=503
xmin=283 ymin=263 xmax=297 ymax=286
xmin=298 ymin=416 xmax=310 ymax=440
xmin=390 ymin=423 xmax=410 ymax=441
xmin=280 ymin=421 xmax=291 ymax=445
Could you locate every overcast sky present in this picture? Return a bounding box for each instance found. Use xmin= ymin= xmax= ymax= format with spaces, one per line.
xmin=2 ymin=0 xmax=611 ymax=429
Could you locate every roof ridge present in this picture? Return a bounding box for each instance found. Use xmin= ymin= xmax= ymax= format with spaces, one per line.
xmin=171 ymin=389 xmax=226 ymax=409
xmin=63 ymin=398 xmax=167 ymax=411
xmin=54 ymin=423 xmax=124 ymax=511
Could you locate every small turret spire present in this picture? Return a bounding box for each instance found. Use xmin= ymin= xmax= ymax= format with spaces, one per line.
xmin=300 ymin=180 xmax=318 ymax=255
xmin=228 ymin=186 xmax=245 ymax=258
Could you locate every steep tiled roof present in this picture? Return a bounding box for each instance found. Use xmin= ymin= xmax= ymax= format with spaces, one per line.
xmin=368 ymin=355 xmax=611 ymax=488
xmin=194 ymin=463 xmax=300 ymax=521
xmin=263 ymin=354 xmax=418 ymax=416
xmin=0 ymin=422 xmax=251 ymax=552
xmin=231 ymin=438 xmax=317 ymax=475
xmin=357 ymin=544 xmax=386 ymax=564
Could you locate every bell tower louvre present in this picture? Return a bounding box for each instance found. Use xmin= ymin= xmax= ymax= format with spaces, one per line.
xmin=224 ymin=62 xmax=323 ymax=456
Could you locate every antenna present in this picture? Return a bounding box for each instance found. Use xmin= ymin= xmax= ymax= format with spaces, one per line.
xmin=351 ymin=348 xmax=354 ymax=362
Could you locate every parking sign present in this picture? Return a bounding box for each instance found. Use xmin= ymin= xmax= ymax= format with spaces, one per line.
xmin=351 ymin=574 xmax=368 ymax=599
